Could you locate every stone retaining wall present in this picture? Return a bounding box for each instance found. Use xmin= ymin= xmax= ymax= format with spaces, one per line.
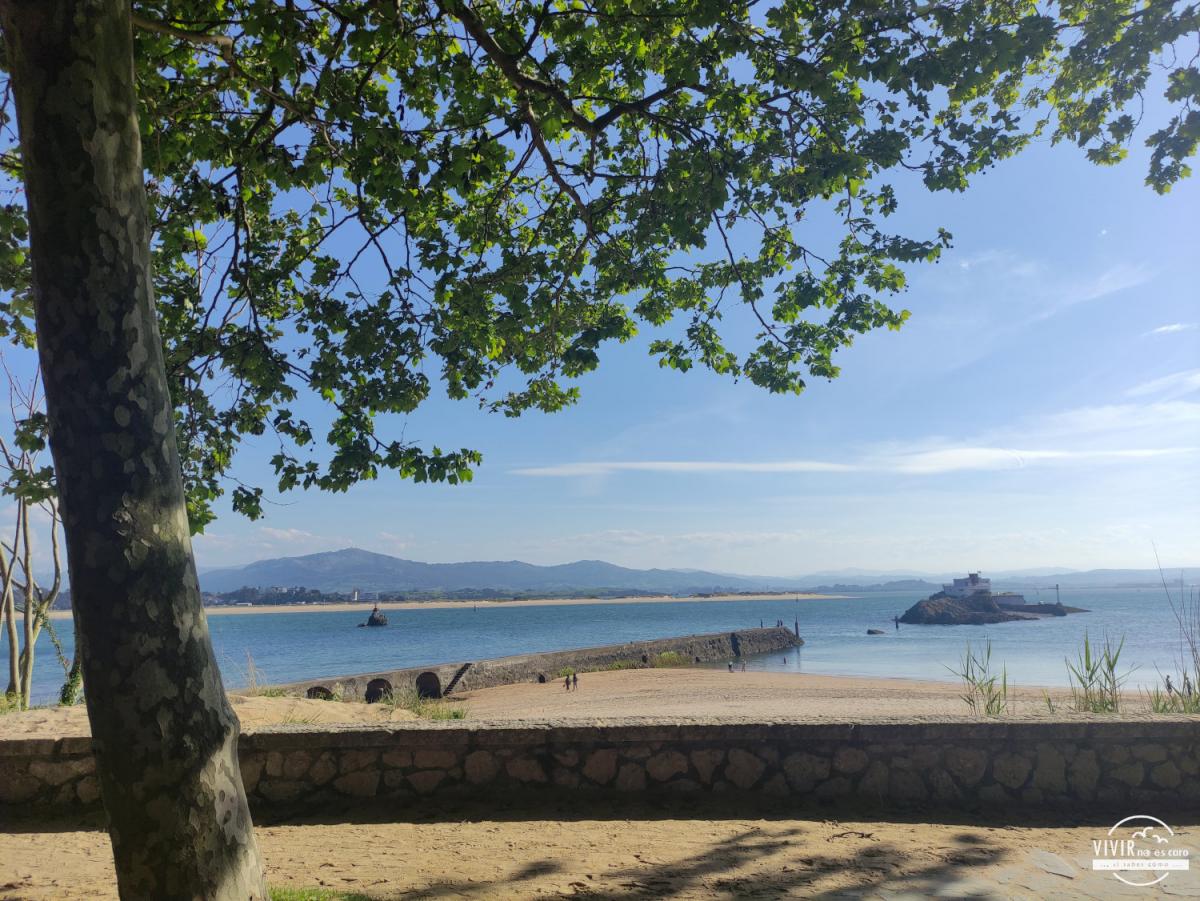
xmin=4 ymin=717 xmax=1197 ymax=814
xmin=276 ymin=627 xmax=801 ymax=702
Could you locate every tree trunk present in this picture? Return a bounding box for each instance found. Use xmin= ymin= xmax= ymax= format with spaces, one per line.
xmin=60 ymin=645 xmax=83 ymax=706
xmin=2 ymin=511 xmax=21 ymax=700
xmin=0 ymin=2 xmax=268 ymax=897
xmin=20 ymin=501 xmax=33 ymax=708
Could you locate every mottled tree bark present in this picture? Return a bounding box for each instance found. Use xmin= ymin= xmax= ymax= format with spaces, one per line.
xmin=0 ymin=2 xmax=268 ymax=897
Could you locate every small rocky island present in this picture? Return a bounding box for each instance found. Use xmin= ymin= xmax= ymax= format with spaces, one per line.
xmin=899 ymin=572 xmax=1087 ymax=625
xmin=362 ymin=604 xmax=388 ymax=627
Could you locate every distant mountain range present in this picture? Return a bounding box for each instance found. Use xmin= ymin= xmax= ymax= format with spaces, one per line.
xmin=198 ymin=548 xmax=1200 ymax=596
xmin=200 ymin=548 xmax=808 ymax=595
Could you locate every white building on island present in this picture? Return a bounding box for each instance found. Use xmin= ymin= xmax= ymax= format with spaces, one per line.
xmin=943 ymin=572 xmax=990 ymax=598
xmin=942 ymin=572 xmax=1027 ymax=605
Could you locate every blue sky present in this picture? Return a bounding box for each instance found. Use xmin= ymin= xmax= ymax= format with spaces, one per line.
xmin=182 ymin=129 xmax=1199 ymax=576
xmin=3 ymin=119 xmax=1194 ymax=577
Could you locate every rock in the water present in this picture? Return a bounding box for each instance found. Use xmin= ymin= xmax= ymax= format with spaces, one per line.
xmin=867 ymin=629 xmax=886 ymax=635
xmin=365 ymin=605 xmax=388 ymax=627
xmin=899 ymin=592 xmax=1029 ymax=625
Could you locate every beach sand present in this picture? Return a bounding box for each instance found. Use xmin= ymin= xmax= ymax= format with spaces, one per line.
xmin=46 ymin=592 xmax=843 ymax=620
xmin=455 ymin=668 xmax=1024 ymax=721
xmin=2 ymin=669 xmax=1189 ymax=899
xmin=0 ymin=694 xmax=417 ymax=739
xmin=1 ymin=669 xmax=1083 ymax=740
xmin=5 ymin=799 xmax=1195 ymax=899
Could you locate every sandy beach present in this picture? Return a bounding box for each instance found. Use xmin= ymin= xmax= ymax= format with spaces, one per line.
xmin=0 ymin=694 xmax=419 ymax=739
xmin=8 ymin=802 xmax=1188 ymax=900
xmin=46 ymin=591 xmax=842 ymax=620
xmin=3 ymin=668 xmax=1192 ymax=899
xmin=1 ymin=669 xmax=1086 ymax=740
xmin=452 ymin=669 xmax=1076 ymax=722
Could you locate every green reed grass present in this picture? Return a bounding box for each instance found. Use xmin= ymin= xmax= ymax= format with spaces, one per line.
xmin=946 ymin=640 xmax=1008 ymax=716
xmin=1065 ymin=632 xmax=1131 ymax=713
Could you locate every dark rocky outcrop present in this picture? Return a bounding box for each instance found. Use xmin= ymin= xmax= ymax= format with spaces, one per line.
xmin=866 ymin=629 xmax=886 ymax=635
xmin=899 ymin=592 xmax=1031 ymax=625
xmin=365 ymin=605 xmax=388 ymax=627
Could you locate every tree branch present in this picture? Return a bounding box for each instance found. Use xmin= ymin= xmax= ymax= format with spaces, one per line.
xmin=129 ymin=13 xmax=235 ymax=61
xmin=131 ymin=12 xmax=324 ymax=132
xmin=521 ymin=101 xmax=598 ymax=241
xmin=441 ymin=0 xmax=598 ymax=137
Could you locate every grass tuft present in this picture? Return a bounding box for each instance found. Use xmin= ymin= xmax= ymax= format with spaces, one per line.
xmin=388 ymin=685 xmax=468 ymax=720
xmin=604 ymin=659 xmax=640 ymax=670
xmin=652 ymin=650 xmax=687 ymax=668
xmin=269 ymin=889 xmax=380 ymax=901
xmin=1066 ymin=632 xmax=1131 ymax=713
xmin=946 ymin=640 xmax=1008 ymax=716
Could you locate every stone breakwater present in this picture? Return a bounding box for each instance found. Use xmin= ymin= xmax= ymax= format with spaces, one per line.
xmin=4 ymin=717 xmax=1197 ymax=814
xmin=277 ymin=627 xmax=801 ymax=702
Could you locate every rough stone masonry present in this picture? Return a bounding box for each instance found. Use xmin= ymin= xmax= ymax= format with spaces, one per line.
xmin=4 ymin=717 xmax=1197 ymax=815
xmin=277 ymin=626 xmax=803 ymax=702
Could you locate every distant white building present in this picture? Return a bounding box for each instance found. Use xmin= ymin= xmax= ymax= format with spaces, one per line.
xmin=943 ymin=572 xmax=990 ymax=598
xmin=942 ymin=572 xmax=1027 ymax=605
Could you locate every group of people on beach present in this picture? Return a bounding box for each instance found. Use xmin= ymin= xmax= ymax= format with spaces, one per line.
xmin=563 ymin=672 xmax=579 ymax=691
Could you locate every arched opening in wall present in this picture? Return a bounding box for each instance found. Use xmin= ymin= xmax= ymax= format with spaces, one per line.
xmin=415 ymin=671 xmax=442 ymax=699
xmin=365 ymin=678 xmax=393 ymax=704
xmin=306 ymin=685 xmax=334 ymax=700
xmin=641 ymin=654 xmax=648 ymax=664
xmin=694 ymin=656 xmax=701 ymax=664
xmin=537 ymin=673 xmax=547 ymax=684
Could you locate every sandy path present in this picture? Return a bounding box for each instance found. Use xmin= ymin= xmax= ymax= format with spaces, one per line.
xmin=453 ymin=669 xmax=1001 ymax=721
xmin=0 ymin=670 xmax=1086 ymax=740
xmin=0 ymin=694 xmax=417 ymax=739
xmin=0 ymin=670 xmax=1092 ymax=739
xmin=4 ymin=801 xmax=1195 ymax=899
xmin=47 ymin=592 xmax=841 ymax=620
xmin=2 ymin=671 xmax=1191 ymax=898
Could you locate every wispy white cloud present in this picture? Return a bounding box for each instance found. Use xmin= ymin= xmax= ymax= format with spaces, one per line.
xmin=1145 ymin=323 xmax=1198 ymax=336
xmin=955 ymin=249 xmax=1043 ymax=278
xmin=513 ymin=447 xmax=1190 ymax=479
xmin=1125 ymin=369 xmax=1200 ymax=400
xmin=945 ymin=251 xmax=1149 ymax=312
xmin=534 ymin=527 xmax=816 ymax=552
xmin=1064 ymin=264 xmax=1151 ymax=304
xmin=1036 ymin=401 xmax=1200 ymax=436
xmin=875 ymin=446 xmax=1183 ymax=475
xmin=259 ymin=527 xmax=321 ymax=543
xmin=375 ymin=531 xmax=411 ymax=554
xmin=512 ymin=460 xmax=855 ymax=477
xmin=1027 ymin=263 xmax=1152 ymax=323
xmin=196 ymin=526 xmax=353 ymax=567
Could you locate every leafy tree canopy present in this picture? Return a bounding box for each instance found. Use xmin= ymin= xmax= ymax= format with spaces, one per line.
xmin=0 ymin=0 xmax=1196 ymax=529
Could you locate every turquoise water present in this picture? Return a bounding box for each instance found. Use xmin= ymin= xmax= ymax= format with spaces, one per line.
xmin=12 ymin=588 xmax=1195 ymax=705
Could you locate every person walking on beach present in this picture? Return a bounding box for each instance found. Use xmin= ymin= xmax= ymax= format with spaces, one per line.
xmin=728 ymin=661 xmax=734 ymax=672
xmin=740 ymin=660 xmax=747 ymax=673
xmin=564 ymin=674 xmax=571 ymax=691
xmin=572 ymin=672 xmax=579 ymax=691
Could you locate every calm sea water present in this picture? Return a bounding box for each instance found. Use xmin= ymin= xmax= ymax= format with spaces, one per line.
xmin=12 ymin=588 xmax=1195 ymax=705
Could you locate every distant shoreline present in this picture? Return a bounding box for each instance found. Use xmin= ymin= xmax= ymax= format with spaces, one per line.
xmin=47 ymin=591 xmax=846 ymax=620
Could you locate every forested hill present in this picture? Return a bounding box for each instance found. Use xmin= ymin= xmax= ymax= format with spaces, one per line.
xmin=198 ymin=549 xmax=1199 ymax=597
xmin=199 ymin=548 xmax=806 ymax=595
